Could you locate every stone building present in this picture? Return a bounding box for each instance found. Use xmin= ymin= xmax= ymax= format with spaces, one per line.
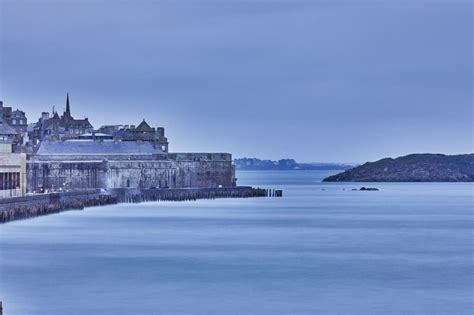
xmin=32 ymin=94 xmax=93 ymax=142
xmin=98 ymin=120 xmax=169 ymax=152
xmin=27 ymin=139 xmax=235 ymax=192
xmin=7 ymin=109 xmax=28 ymax=133
xmin=0 ymin=101 xmax=29 ymax=148
xmin=0 ymin=101 xmax=10 ymax=121
xmin=0 ymin=101 xmax=28 ymax=133
xmin=0 ymin=118 xmax=17 ymax=153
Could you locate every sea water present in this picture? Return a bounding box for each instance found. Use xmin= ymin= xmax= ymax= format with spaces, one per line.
xmin=0 ymin=170 xmax=473 ymax=315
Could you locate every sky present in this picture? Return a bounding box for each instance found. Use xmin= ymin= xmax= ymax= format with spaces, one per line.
xmin=0 ymin=0 xmax=472 ymax=163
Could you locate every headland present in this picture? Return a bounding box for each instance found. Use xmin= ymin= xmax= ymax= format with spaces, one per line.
xmin=323 ymin=153 xmax=474 ymax=182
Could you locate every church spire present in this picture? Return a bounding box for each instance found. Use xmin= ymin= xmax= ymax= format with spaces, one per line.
xmin=65 ymin=93 xmax=71 ymax=117
xmin=66 ymin=93 xmax=71 ymax=116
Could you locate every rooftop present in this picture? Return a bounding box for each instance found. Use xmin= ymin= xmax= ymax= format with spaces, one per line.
xmin=135 ymin=120 xmax=155 ymax=132
xmin=0 ymin=118 xmax=18 ymax=136
xmin=37 ymin=139 xmax=164 ymax=155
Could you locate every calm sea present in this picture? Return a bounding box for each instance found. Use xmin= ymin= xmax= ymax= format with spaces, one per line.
xmin=0 ymin=170 xmax=473 ymax=315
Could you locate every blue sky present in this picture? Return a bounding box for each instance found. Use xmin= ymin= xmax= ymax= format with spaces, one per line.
xmin=0 ymin=0 xmax=472 ymax=162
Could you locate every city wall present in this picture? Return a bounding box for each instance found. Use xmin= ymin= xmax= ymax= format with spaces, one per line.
xmin=26 ymin=153 xmax=236 ymax=192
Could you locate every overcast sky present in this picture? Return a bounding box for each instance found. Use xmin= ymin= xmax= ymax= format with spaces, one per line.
xmin=0 ymin=0 xmax=472 ymax=162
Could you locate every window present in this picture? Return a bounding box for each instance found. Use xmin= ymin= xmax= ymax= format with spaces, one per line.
xmin=0 ymin=172 xmax=20 ymax=190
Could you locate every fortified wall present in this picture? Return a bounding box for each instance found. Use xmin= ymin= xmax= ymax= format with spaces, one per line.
xmin=26 ymin=140 xmax=236 ymax=192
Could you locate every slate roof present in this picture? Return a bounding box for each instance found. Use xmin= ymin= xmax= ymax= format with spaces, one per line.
xmin=37 ymin=140 xmax=164 ymax=155
xmin=135 ymin=120 xmax=155 ymax=132
xmin=0 ymin=118 xmax=18 ymax=136
xmin=66 ymin=119 xmax=93 ymax=129
xmin=41 ymin=116 xmax=93 ymax=131
xmin=12 ymin=109 xmax=27 ymax=119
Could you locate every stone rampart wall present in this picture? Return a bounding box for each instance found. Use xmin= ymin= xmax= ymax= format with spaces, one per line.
xmin=27 ymin=161 xmax=107 ymax=191
xmin=26 ymin=153 xmax=236 ymax=191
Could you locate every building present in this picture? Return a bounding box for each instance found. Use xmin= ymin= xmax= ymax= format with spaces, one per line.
xmin=0 ymin=118 xmax=26 ymax=198
xmin=1 ymin=106 xmax=28 ymax=134
xmin=0 ymin=153 xmax=26 ymax=198
xmin=98 ymin=120 xmax=169 ymax=152
xmin=0 ymin=119 xmax=26 ymax=198
xmin=32 ymin=94 xmax=94 ymax=142
xmin=0 ymin=118 xmax=17 ymax=152
xmin=0 ymin=101 xmax=29 ymax=147
xmin=9 ymin=109 xmax=28 ymax=133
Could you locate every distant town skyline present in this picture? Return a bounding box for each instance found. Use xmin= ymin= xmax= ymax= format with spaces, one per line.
xmin=1 ymin=0 xmax=472 ymax=163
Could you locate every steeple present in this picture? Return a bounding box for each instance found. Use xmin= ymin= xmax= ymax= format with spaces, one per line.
xmin=65 ymin=93 xmax=71 ymax=117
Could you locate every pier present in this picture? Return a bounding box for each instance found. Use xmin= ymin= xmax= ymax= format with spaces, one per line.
xmin=0 ymin=187 xmax=282 ymax=224
xmin=0 ymin=190 xmax=117 ymax=223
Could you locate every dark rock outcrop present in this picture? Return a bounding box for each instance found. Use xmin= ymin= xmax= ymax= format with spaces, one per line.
xmin=359 ymin=187 xmax=379 ymax=191
xmin=323 ymin=153 xmax=474 ymax=182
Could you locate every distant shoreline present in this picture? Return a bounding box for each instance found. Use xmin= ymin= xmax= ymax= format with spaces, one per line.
xmin=236 ymin=169 xmax=344 ymax=171
xmin=234 ymin=158 xmax=354 ymax=171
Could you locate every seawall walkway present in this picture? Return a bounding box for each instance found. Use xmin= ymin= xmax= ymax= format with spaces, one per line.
xmin=0 ymin=187 xmax=282 ymax=223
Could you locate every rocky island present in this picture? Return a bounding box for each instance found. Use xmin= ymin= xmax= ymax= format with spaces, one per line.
xmin=323 ymin=153 xmax=474 ymax=182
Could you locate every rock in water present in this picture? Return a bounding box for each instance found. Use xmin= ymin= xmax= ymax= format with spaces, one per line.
xmin=359 ymin=187 xmax=379 ymax=191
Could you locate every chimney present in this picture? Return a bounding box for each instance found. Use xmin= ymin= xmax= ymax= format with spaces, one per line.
xmin=157 ymin=127 xmax=165 ymax=137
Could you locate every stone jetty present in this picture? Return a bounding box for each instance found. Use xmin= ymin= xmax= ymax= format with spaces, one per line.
xmin=0 ymin=190 xmax=117 ymax=223
xmin=0 ymin=187 xmax=282 ymax=224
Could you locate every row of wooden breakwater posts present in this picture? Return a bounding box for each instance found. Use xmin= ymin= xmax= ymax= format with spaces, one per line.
xmin=117 ymin=187 xmax=283 ymax=203
xmin=0 ymin=187 xmax=282 ymax=223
